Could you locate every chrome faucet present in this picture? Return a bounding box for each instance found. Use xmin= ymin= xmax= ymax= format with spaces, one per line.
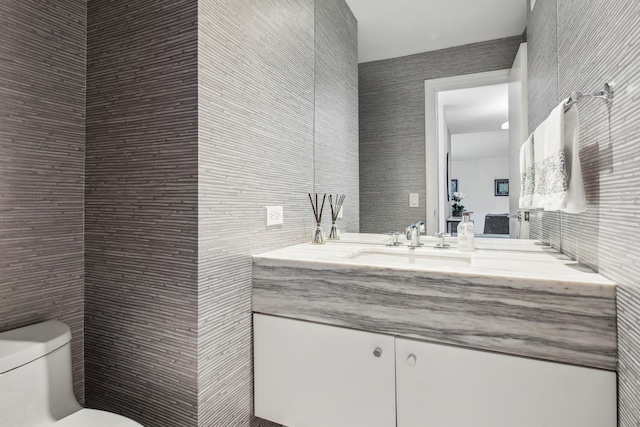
xmin=434 ymin=232 xmax=451 ymax=249
xmin=406 ymin=221 xmax=425 ymax=249
xmin=386 ymin=232 xmax=402 ymax=246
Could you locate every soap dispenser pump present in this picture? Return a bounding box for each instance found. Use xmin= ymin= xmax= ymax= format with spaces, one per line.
xmin=457 ymin=212 xmax=475 ymax=252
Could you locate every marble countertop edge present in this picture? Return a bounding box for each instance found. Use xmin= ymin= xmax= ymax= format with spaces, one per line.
xmin=252 ymin=241 xmax=616 ymax=289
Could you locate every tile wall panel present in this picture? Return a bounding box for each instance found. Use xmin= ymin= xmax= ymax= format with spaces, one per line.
xmin=314 ymin=0 xmax=360 ymax=233
xmin=2 ymin=0 xmax=358 ymax=425
xmin=555 ymin=1 xmax=640 ymax=424
xmin=528 ymin=0 xmax=640 ymax=423
xmin=526 ymin=0 xmax=562 ymax=249
xmin=197 ymin=0 xmax=315 ymax=425
xmin=0 ymin=0 xmax=86 ymax=403
xmin=526 ymin=0 xmax=559 ymax=133
xmin=358 ymin=37 xmax=521 ymax=233
xmin=85 ymin=1 xmax=199 ymax=426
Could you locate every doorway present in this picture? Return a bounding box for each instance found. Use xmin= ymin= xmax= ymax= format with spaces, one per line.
xmin=424 ymin=56 xmax=528 ymax=238
xmin=440 ymin=83 xmax=510 ymax=237
xmin=425 ymin=69 xmax=509 ymax=235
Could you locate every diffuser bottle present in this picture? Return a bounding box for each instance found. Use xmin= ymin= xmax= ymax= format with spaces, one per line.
xmin=457 ymin=212 xmax=475 ymax=252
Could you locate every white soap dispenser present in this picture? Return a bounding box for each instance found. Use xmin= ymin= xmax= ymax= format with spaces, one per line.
xmin=457 ymin=212 xmax=475 ymax=252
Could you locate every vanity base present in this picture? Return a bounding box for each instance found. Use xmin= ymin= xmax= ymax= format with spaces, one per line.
xmin=253 ymin=262 xmax=616 ymax=370
xmin=254 ymin=314 xmax=617 ymax=427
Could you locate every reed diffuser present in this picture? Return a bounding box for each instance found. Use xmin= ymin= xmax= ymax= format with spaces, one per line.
xmin=328 ymin=194 xmax=346 ymax=240
xmin=308 ymin=193 xmax=326 ymax=244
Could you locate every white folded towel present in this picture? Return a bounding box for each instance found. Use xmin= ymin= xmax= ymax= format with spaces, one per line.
xmin=518 ymin=134 xmax=535 ymax=209
xmin=531 ymin=99 xmax=587 ymax=213
xmin=562 ymin=103 xmax=587 ymax=213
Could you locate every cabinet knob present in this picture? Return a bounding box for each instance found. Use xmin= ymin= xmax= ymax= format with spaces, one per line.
xmin=406 ymin=354 xmax=417 ymax=366
xmin=373 ymin=347 xmax=383 ymax=358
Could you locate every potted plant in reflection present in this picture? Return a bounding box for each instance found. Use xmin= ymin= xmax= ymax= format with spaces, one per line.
xmin=451 ymin=192 xmax=466 ymax=217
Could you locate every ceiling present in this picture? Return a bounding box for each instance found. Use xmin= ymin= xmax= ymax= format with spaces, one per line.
xmin=345 ymin=0 xmax=527 ymax=63
xmin=440 ymin=83 xmax=509 ymax=134
xmin=440 ymin=83 xmax=509 ymax=161
xmin=451 ymin=131 xmax=509 ymax=161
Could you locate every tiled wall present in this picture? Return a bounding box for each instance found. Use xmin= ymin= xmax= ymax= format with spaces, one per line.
xmin=314 ymin=0 xmax=360 ymax=233
xmin=197 ymin=0 xmax=315 ymax=425
xmin=198 ymin=0 xmax=357 ymax=425
xmin=526 ymin=0 xmax=558 ymax=133
xmin=526 ymin=0 xmax=562 ymax=249
xmin=526 ymin=0 xmax=640 ymax=424
xmin=358 ymin=37 xmax=521 ymax=233
xmin=0 ymin=0 xmax=86 ymax=402
xmin=3 ymin=0 xmax=357 ymax=425
xmin=85 ymin=1 xmax=199 ymax=426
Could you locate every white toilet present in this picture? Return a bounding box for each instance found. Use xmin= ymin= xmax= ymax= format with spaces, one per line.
xmin=0 ymin=320 xmax=143 ymax=427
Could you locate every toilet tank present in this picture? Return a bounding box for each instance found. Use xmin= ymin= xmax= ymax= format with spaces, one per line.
xmin=0 ymin=321 xmax=82 ymax=427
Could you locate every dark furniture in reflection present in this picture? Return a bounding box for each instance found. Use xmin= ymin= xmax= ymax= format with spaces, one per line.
xmin=484 ymin=214 xmax=509 ymax=235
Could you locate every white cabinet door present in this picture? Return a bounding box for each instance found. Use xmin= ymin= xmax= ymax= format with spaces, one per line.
xmin=254 ymin=314 xmax=396 ymax=427
xmin=396 ymin=338 xmax=617 ymax=427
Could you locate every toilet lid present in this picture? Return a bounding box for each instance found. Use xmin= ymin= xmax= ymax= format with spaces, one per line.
xmin=53 ymin=409 xmax=143 ymax=427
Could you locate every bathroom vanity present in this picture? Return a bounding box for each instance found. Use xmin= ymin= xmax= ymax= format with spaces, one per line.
xmin=252 ymin=236 xmax=617 ymax=427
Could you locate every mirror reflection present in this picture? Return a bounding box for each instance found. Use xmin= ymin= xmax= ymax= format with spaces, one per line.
xmin=329 ymin=1 xmax=533 ymax=245
xmin=440 ymin=84 xmax=512 ymax=238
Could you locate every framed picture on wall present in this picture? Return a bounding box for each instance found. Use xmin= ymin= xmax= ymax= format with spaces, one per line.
xmin=495 ymin=179 xmax=509 ymax=196
xmin=451 ymin=179 xmax=458 ymax=194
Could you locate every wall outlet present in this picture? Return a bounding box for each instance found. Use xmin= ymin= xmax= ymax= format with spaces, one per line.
xmin=409 ymin=193 xmax=419 ymax=208
xmin=337 ymin=206 xmax=343 ymax=218
xmin=266 ymin=206 xmax=283 ymax=226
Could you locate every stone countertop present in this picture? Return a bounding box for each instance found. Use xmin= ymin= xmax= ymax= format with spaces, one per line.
xmin=253 ymin=237 xmax=615 ymax=289
xmin=252 ymin=235 xmax=617 ymax=370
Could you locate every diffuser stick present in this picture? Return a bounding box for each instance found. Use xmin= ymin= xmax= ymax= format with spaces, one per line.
xmin=328 ymin=194 xmax=346 ymax=240
xmin=308 ymin=193 xmax=326 ymax=244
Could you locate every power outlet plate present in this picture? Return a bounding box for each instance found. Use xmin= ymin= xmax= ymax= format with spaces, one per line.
xmin=266 ymin=206 xmax=283 ymax=226
xmin=409 ymin=193 xmax=419 ymax=208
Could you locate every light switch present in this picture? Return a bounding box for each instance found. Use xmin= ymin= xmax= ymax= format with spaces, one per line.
xmin=337 ymin=206 xmax=343 ymax=218
xmin=266 ymin=206 xmax=283 ymax=226
xmin=409 ymin=193 xmax=419 ymax=208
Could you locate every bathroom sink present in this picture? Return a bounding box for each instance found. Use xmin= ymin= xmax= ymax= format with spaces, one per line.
xmin=347 ymin=247 xmax=472 ymax=268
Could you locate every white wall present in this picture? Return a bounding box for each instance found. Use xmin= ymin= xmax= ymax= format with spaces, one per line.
xmin=451 ymin=157 xmax=510 ymax=234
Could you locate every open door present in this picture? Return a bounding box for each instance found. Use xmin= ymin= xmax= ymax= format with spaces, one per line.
xmin=508 ymin=43 xmax=530 ymax=239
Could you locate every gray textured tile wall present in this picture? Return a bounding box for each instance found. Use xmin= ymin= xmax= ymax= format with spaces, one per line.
xmin=526 ymin=0 xmax=562 ymax=249
xmin=0 ymin=0 xmax=86 ymax=403
xmin=197 ymin=0 xmax=314 ymax=425
xmin=556 ymin=1 xmax=639 ymax=424
xmin=526 ymin=0 xmax=559 ymax=133
xmin=85 ymin=1 xmax=199 ymax=426
xmin=198 ymin=0 xmax=357 ymax=424
xmin=358 ymin=37 xmax=521 ymax=233
xmin=2 ymin=0 xmax=356 ymax=424
xmin=314 ymin=0 xmax=360 ymax=233
xmin=527 ymin=0 xmax=640 ymax=424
